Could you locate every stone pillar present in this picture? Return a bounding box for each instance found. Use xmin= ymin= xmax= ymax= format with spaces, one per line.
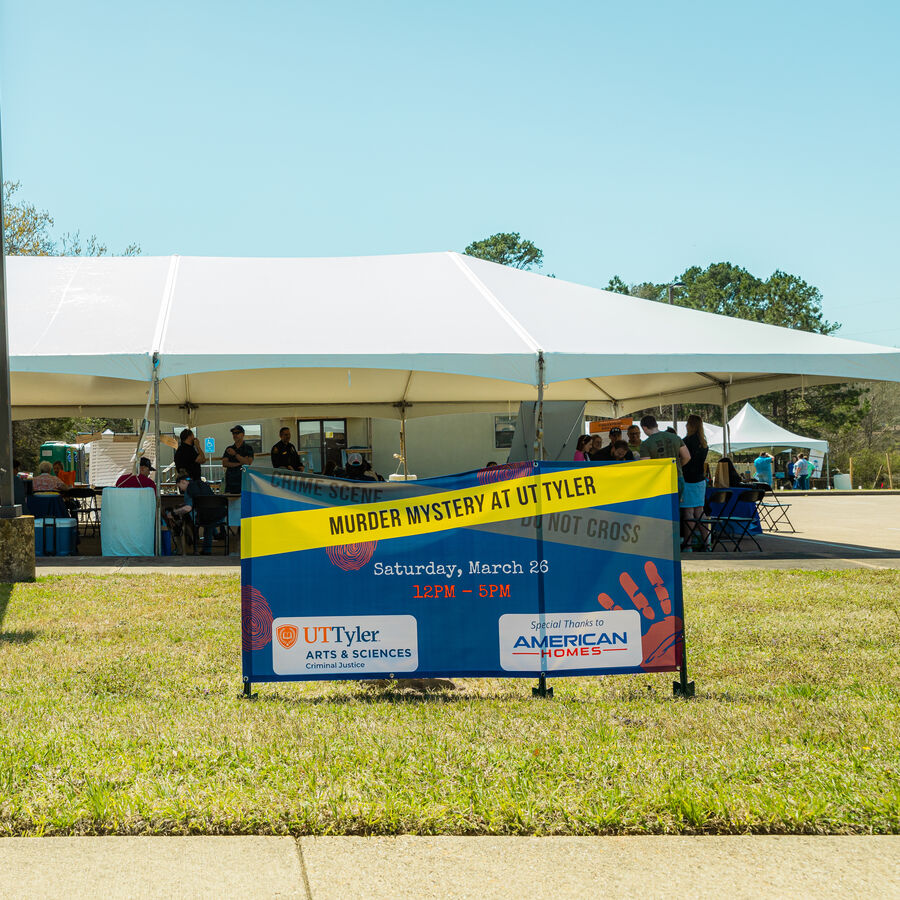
xmin=0 ymin=515 xmax=35 ymax=582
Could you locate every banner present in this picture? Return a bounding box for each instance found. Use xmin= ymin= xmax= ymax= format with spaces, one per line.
xmin=241 ymin=460 xmax=684 ymax=684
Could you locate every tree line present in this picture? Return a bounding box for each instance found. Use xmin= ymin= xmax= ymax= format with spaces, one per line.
xmin=465 ymin=232 xmax=899 ymax=480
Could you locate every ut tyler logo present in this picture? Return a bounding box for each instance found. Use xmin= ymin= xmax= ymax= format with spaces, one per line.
xmin=276 ymin=624 xmax=299 ymax=649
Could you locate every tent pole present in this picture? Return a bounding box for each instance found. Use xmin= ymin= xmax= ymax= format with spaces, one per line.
xmin=536 ymin=351 xmax=545 ymax=461
xmin=826 ymin=452 xmax=831 ymax=490
xmin=153 ymin=354 xmax=161 ymax=555
xmin=721 ymin=385 xmax=730 ymax=456
xmin=400 ymin=405 xmax=408 ymax=477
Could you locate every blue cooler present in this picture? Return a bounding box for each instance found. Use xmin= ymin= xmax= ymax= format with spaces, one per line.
xmin=55 ymin=518 xmax=76 ymax=556
xmin=34 ymin=518 xmax=50 ymax=556
xmin=34 ymin=518 xmax=77 ymax=556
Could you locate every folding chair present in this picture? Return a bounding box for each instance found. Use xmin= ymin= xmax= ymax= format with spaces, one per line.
xmin=68 ymin=487 xmax=99 ymax=537
xmin=702 ymin=489 xmax=764 ymax=552
xmin=190 ymin=495 xmax=231 ymax=555
xmin=754 ymin=484 xmax=796 ymax=533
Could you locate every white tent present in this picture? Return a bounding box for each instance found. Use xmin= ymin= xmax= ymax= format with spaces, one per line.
xmin=655 ymin=420 xmax=725 ymax=446
xmin=8 ymin=252 xmax=900 ymax=424
xmin=708 ymin=403 xmax=829 ymax=454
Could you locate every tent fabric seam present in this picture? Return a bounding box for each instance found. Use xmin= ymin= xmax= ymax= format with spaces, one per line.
xmin=448 ymin=252 xmax=542 ymax=357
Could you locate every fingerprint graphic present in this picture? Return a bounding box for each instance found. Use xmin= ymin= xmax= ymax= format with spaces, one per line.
xmin=326 ymin=541 xmax=377 ymax=571
xmin=241 ymin=585 xmax=273 ymax=651
xmin=476 ymin=461 xmax=534 ymax=485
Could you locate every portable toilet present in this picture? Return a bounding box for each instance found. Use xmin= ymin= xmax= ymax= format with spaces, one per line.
xmin=39 ymin=442 xmax=85 ymax=482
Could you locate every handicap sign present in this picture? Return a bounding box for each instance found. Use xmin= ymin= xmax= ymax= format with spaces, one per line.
xmin=204 ymin=437 xmax=215 ymax=454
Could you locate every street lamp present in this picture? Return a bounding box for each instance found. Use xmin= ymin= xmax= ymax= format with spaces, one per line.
xmin=666 ymin=282 xmax=686 ymax=429
xmin=667 ymin=281 xmax=685 ymax=304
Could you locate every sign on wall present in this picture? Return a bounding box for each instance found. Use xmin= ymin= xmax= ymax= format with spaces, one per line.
xmin=240 ymin=461 xmax=686 ymax=688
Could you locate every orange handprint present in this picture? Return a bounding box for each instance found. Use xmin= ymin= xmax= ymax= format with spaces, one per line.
xmin=597 ymin=560 xmax=682 ymax=670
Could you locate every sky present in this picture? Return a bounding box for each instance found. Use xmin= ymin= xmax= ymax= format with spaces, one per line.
xmin=1 ymin=1 xmax=898 ymax=344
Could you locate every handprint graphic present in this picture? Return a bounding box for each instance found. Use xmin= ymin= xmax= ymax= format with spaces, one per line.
xmin=597 ymin=560 xmax=683 ymax=670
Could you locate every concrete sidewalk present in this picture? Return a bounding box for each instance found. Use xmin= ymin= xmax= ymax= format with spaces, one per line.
xmin=0 ymin=836 xmax=896 ymax=899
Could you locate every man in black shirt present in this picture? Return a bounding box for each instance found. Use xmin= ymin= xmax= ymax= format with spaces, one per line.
xmin=174 ymin=428 xmax=206 ymax=479
xmin=595 ymin=427 xmax=624 ymax=461
xmin=222 ymin=425 xmax=255 ymax=493
xmin=270 ymin=427 xmax=303 ymax=471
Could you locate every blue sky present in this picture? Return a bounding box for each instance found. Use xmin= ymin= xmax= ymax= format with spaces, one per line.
xmin=1 ymin=1 xmax=898 ymax=344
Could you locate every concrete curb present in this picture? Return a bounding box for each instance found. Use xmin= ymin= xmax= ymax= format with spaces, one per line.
xmin=0 ymin=836 xmax=896 ymax=899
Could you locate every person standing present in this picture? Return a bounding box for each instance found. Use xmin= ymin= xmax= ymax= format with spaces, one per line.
xmin=573 ymin=435 xmax=591 ymax=461
xmin=587 ymin=434 xmax=604 ymax=461
xmin=796 ymin=454 xmax=810 ymax=489
xmin=626 ymin=424 xmax=643 ymax=457
xmin=271 ymin=427 xmax=303 ymax=471
xmin=639 ymin=414 xmax=691 ymax=498
xmin=222 ymin=425 xmax=255 ymax=493
xmin=680 ymin=414 xmax=709 ymax=551
xmin=174 ymin=428 xmax=206 ymax=480
xmin=753 ymin=452 xmax=774 ymax=486
xmin=786 ymin=455 xmax=797 ymax=489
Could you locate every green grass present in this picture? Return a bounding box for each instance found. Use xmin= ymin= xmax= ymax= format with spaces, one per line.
xmin=0 ymin=571 xmax=898 ymax=836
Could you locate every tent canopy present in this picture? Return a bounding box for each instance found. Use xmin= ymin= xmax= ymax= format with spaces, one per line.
xmin=8 ymin=252 xmax=900 ymax=424
xmin=709 ymin=402 xmax=829 ymax=454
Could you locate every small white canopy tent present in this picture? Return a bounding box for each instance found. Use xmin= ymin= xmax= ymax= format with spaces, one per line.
xmin=8 ymin=252 xmax=900 ymax=425
xmin=655 ymin=420 xmax=725 ymax=446
xmin=708 ymin=402 xmax=829 ymax=454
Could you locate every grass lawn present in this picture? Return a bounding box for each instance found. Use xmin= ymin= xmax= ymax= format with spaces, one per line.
xmin=0 ymin=571 xmax=897 ymax=836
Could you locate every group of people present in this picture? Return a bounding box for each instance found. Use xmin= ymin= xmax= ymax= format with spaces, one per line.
xmin=574 ymin=424 xmax=646 ymax=463
xmin=575 ymin=415 xmax=711 ymax=552
xmin=787 ymin=453 xmax=814 ymax=489
xmin=754 ymin=451 xmax=816 ymax=488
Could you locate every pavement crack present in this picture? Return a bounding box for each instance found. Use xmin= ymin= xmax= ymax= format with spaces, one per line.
xmin=295 ymin=838 xmax=313 ymax=899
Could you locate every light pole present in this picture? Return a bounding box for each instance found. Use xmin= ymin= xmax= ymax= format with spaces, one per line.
xmin=0 ymin=112 xmax=21 ymax=519
xmin=666 ymin=281 xmax=685 ymax=430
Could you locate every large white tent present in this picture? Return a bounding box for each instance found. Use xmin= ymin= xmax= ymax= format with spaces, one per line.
xmin=8 ymin=252 xmax=900 ymax=425
xmin=708 ymin=402 xmax=829 ymax=454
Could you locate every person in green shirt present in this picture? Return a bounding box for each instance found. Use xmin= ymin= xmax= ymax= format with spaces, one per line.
xmin=638 ymin=414 xmax=691 ymax=498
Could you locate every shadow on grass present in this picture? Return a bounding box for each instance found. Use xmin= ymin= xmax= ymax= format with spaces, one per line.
xmin=253 ymin=684 xmax=472 ymax=706
xmin=0 ymin=585 xmax=39 ymax=645
xmin=0 ymin=630 xmax=39 ymax=645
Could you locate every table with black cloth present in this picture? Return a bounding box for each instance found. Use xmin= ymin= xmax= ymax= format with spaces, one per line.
xmin=705 ymin=485 xmax=762 ymax=536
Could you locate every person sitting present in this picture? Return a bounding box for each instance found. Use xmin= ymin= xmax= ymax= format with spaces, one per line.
xmin=168 ymin=474 xmax=225 ymax=554
xmin=116 ymin=457 xmax=157 ymax=491
xmin=32 ymin=460 xmax=69 ymax=493
xmin=270 ymin=427 xmax=303 ymax=471
xmin=52 ymin=461 xmax=77 ymax=487
xmin=344 ymin=452 xmax=376 ymax=482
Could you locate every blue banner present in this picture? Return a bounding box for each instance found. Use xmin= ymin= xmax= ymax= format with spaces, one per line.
xmin=241 ymin=460 xmax=684 ymax=683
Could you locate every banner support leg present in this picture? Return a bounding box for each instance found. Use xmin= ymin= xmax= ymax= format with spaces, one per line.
xmin=532 ymin=673 xmax=553 ymax=698
xmin=240 ymin=677 xmax=257 ymax=700
xmin=673 ymin=646 xmax=695 ymax=698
